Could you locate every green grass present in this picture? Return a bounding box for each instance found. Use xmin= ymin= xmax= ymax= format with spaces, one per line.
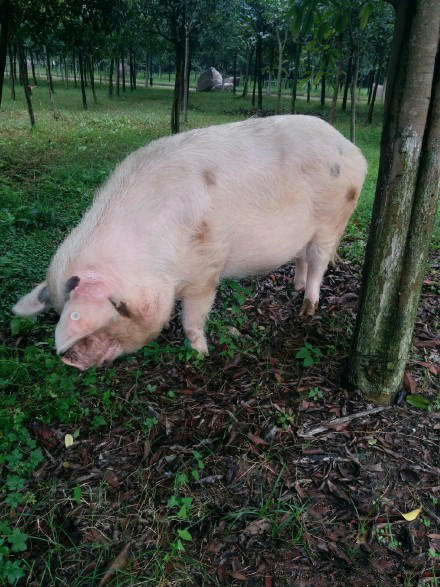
xmin=0 ymin=79 xmax=438 ymax=584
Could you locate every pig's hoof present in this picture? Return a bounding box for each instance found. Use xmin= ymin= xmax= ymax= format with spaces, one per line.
xmin=294 ymin=281 xmax=306 ymax=292
xmin=299 ymin=299 xmax=317 ymax=317
xmin=190 ymin=337 xmax=209 ymax=355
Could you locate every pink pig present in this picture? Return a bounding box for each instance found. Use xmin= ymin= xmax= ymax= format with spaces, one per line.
xmin=13 ymin=115 xmax=367 ymax=370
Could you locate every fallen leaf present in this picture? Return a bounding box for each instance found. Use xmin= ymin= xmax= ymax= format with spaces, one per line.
xmin=99 ymin=542 xmax=131 ymax=586
xmin=415 ymin=361 xmax=438 ymax=375
xmin=103 ymin=469 xmax=120 ymax=489
xmin=30 ymin=421 xmax=57 ymax=448
xmin=247 ymin=432 xmax=268 ymax=446
xmin=64 ymin=434 xmax=74 ymax=448
xmin=244 ymin=518 xmax=270 ymax=535
xmin=230 ymin=571 xmax=247 ymax=581
xmin=402 ymin=506 xmax=422 ymax=522
xmin=403 ymin=372 xmax=416 ymax=394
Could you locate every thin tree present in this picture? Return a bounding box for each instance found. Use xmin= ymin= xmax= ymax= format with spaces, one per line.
xmin=18 ymin=43 xmax=34 ymax=126
xmin=0 ymin=0 xmax=10 ymax=107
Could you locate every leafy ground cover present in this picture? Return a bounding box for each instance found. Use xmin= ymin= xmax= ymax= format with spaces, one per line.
xmin=0 ymin=83 xmax=439 ymax=585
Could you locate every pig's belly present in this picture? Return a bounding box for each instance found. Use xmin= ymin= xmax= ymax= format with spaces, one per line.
xmin=221 ymin=214 xmax=314 ymax=278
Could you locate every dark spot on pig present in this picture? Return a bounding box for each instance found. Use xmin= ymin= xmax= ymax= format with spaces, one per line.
xmin=109 ymin=298 xmax=131 ymax=317
xmin=338 ymin=145 xmax=343 ymax=156
xmin=65 ymin=275 xmax=80 ymax=298
xmin=38 ymin=286 xmax=51 ymax=309
xmin=203 ymin=169 xmax=216 ymax=187
xmin=346 ymin=187 xmax=358 ymax=202
xmin=330 ymin=163 xmax=340 ymax=177
xmin=193 ymin=220 xmax=210 ymax=244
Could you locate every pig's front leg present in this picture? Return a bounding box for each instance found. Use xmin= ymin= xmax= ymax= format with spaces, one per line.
xmin=182 ymin=285 xmax=217 ymax=354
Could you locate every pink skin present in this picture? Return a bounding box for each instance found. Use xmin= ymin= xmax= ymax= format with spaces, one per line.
xmin=61 ymin=332 xmax=122 ymax=371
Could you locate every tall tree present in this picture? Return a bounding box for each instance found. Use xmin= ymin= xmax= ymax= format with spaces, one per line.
xmin=348 ymin=0 xmax=440 ymax=404
xmin=0 ymin=0 xmax=10 ymax=107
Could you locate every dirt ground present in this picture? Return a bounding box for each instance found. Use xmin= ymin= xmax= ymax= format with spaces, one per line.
xmin=22 ymin=254 xmax=440 ymax=586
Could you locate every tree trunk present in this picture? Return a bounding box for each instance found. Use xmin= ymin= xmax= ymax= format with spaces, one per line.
xmin=350 ymin=42 xmax=360 ymax=143
xmin=347 ymin=0 xmax=440 ymax=404
xmin=251 ymin=51 xmax=257 ymax=107
xmin=89 ymin=56 xmax=97 ymax=103
xmin=342 ymin=52 xmax=352 ymax=111
xmin=0 ymin=0 xmax=9 ymax=107
xmin=366 ymin=65 xmax=380 ymax=124
xmin=256 ymin=34 xmax=263 ymax=110
xmin=64 ymin=55 xmax=68 ymax=87
xmin=133 ymin=52 xmax=136 ymax=89
xmin=29 ymin=48 xmax=37 ymax=85
xmin=276 ymin=30 xmax=287 ymax=115
xmin=329 ymin=34 xmax=344 ymax=124
xmin=18 ymin=44 xmax=35 ymax=126
xmin=121 ymin=54 xmax=125 ymax=91
xmin=45 ymin=46 xmax=54 ymax=93
xmin=290 ymin=42 xmax=302 ymax=114
xmin=129 ymin=49 xmax=134 ymax=91
xmin=320 ymin=50 xmax=329 ymax=108
xmin=241 ymin=47 xmax=254 ymax=98
xmin=149 ymin=55 xmax=153 ymax=86
xmin=233 ymin=52 xmax=237 ymax=95
xmin=171 ymin=43 xmax=183 ymax=134
xmin=78 ymin=49 xmax=88 ymax=110
xmin=183 ymin=25 xmax=190 ymax=122
xmin=116 ymin=56 xmax=120 ymax=96
xmin=109 ymin=56 xmax=114 ymax=97
xmin=8 ymin=44 xmax=15 ymax=99
xmin=267 ymin=43 xmax=274 ymax=96
xmin=306 ymin=50 xmax=311 ymax=103
xmin=73 ymin=56 xmax=77 ymax=88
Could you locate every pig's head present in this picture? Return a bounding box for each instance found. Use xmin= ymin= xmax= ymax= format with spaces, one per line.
xmin=13 ymin=273 xmax=173 ymax=370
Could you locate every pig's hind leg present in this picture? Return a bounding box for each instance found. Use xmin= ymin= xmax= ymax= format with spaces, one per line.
xmin=294 ymin=247 xmax=308 ymax=292
xmin=299 ymin=240 xmax=334 ymax=317
xmin=181 ymin=282 xmax=218 ymax=354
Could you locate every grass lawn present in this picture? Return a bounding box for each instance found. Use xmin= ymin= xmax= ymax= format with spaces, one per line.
xmin=0 ymin=82 xmax=439 ymax=585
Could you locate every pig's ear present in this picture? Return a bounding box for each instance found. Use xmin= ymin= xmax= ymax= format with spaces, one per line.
xmin=12 ymin=281 xmax=51 ymax=316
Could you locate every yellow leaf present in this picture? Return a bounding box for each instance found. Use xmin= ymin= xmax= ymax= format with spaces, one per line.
xmin=64 ymin=434 xmax=74 ymax=448
xmin=401 ymin=506 xmax=422 ymax=521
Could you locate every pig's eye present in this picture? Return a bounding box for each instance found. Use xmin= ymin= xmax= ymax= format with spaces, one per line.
xmin=70 ymin=312 xmax=80 ymax=321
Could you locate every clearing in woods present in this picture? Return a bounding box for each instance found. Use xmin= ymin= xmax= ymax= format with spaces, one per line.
xmin=0 ymin=84 xmax=439 ymax=585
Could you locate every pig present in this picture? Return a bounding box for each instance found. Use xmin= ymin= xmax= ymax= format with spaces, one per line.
xmin=13 ymin=115 xmax=367 ymax=370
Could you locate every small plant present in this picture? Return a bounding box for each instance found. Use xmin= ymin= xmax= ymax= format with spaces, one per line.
xmin=308 ymin=387 xmax=323 ymax=401
xmin=295 ymin=342 xmax=323 ymax=367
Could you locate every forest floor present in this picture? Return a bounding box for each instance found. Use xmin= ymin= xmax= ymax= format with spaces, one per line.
xmin=0 ymin=83 xmax=439 ymax=586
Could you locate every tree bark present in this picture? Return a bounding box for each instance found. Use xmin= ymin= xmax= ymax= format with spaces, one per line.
xmin=73 ymin=56 xmax=77 ymax=88
xmin=29 ymin=49 xmax=37 ymax=86
xmin=129 ymin=49 xmax=134 ymax=91
xmin=350 ymin=41 xmax=360 ymax=143
xmin=290 ymin=42 xmax=302 ymax=114
xmin=347 ymin=0 xmax=440 ymax=404
xmin=330 ymin=34 xmax=344 ymax=124
xmin=8 ymin=44 xmax=15 ymax=99
xmin=366 ymin=64 xmax=381 ymax=124
xmin=109 ymin=56 xmax=114 ymax=97
xmin=183 ymin=24 xmax=190 ymax=122
xmin=149 ymin=55 xmax=153 ymax=86
xmin=78 ymin=49 xmax=88 ymax=110
xmin=276 ymin=29 xmax=287 ymax=115
xmin=18 ymin=44 xmax=35 ymax=127
xmin=241 ymin=46 xmax=254 ymax=98
xmin=116 ymin=56 xmax=120 ymax=96
xmin=256 ymin=33 xmax=263 ymax=110
xmin=121 ymin=54 xmax=125 ymax=91
xmin=89 ymin=56 xmax=97 ymax=103
xmin=233 ymin=52 xmax=237 ymax=95
xmin=171 ymin=42 xmax=184 ymax=134
xmin=45 ymin=46 xmax=54 ymax=93
xmin=320 ymin=50 xmax=329 ymax=108
xmin=0 ymin=0 xmax=9 ymax=107
xmin=342 ymin=52 xmax=352 ymax=111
